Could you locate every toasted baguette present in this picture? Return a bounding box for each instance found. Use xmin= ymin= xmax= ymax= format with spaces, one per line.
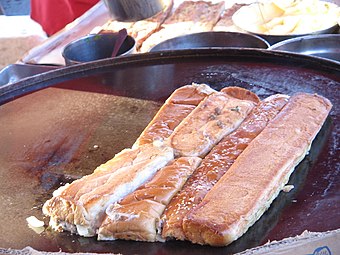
xmin=183 ymin=93 xmax=332 ymax=246
xmin=43 ymin=143 xmax=174 ymax=237
xmin=53 ymin=144 xmax=167 ymax=201
xmin=161 ymin=94 xmax=289 ymax=240
xmin=98 ymin=157 xmax=201 ymax=241
xmin=169 ymin=92 xmax=255 ymax=157
xmin=133 ymin=83 xmax=216 ymax=147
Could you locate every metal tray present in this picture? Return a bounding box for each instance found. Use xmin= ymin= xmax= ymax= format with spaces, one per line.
xmin=269 ymin=34 xmax=340 ymax=63
xmin=0 ymin=64 xmax=60 ymax=87
xmin=0 ymin=49 xmax=339 ymax=254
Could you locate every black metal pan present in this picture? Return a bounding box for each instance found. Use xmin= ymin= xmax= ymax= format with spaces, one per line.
xmin=149 ymin=32 xmax=270 ymax=52
xmin=0 ymin=64 xmax=60 ymax=87
xmin=0 ymin=49 xmax=339 ymax=254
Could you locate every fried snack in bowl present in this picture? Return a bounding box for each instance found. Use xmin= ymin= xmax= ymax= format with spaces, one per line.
xmin=232 ymin=0 xmax=340 ymax=44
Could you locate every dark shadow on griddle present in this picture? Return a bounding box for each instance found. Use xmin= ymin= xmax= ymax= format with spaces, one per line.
xmin=41 ymin=116 xmax=332 ymax=254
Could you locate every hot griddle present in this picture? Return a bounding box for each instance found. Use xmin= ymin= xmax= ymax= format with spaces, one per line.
xmin=0 ymin=49 xmax=339 ymax=254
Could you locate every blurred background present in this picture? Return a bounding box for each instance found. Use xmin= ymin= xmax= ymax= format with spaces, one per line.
xmin=0 ymin=0 xmax=30 ymax=15
xmin=0 ymin=0 xmax=339 ymax=70
xmin=0 ymin=0 xmax=46 ymax=69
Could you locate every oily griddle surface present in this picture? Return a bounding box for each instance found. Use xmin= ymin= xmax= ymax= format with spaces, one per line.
xmin=0 ymin=49 xmax=339 ymax=254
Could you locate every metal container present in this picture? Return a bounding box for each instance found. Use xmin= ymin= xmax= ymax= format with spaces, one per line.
xmin=251 ymin=25 xmax=339 ymax=45
xmin=102 ymin=0 xmax=167 ymax=21
xmin=269 ymin=34 xmax=340 ymax=63
xmin=150 ymin=32 xmax=270 ymax=52
xmin=0 ymin=64 xmax=59 ymax=86
xmin=62 ymin=33 xmax=136 ymax=65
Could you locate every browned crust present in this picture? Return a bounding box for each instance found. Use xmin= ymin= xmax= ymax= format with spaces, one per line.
xmin=134 ymin=84 xmax=216 ymax=147
xmin=221 ymin=86 xmax=260 ymax=104
xmin=161 ymin=94 xmax=288 ymax=240
xmin=169 ymin=92 xmax=255 ymax=157
xmin=43 ymin=83 xmax=214 ymax=234
xmin=167 ymin=84 xmax=217 ymax=106
xmin=120 ymin=157 xmax=202 ymax=206
xmin=183 ymin=93 xmax=332 ymax=246
xmin=134 ymin=103 xmax=195 ymax=147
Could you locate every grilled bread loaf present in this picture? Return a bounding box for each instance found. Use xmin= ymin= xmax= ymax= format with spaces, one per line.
xmin=161 ymin=94 xmax=289 ymax=240
xmin=133 ymin=83 xmax=216 ymax=147
xmin=43 ymin=143 xmax=174 ymax=237
xmin=170 ymin=92 xmax=255 ymax=157
xmin=98 ymin=157 xmax=202 ymax=241
xmin=183 ymin=93 xmax=332 ymax=246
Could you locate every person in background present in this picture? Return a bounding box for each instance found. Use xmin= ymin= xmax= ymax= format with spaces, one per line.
xmin=31 ymin=0 xmax=99 ymax=36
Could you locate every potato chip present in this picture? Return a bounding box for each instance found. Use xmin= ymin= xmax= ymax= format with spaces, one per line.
xmin=233 ymin=0 xmax=340 ymax=35
xmin=265 ymin=16 xmax=300 ymax=35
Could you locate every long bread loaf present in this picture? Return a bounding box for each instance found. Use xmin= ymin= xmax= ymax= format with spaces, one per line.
xmin=133 ymin=83 xmax=216 ymax=147
xmin=43 ymin=143 xmax=174 ymax=237
xmin=169 ymin=92 xmax=255 ymax=157
xmin=161 ymin=94 xmax=289 ymax=240
xmin=183 ymin=93 xmax=332 ymax=246
xmin=98 ymin=157 xmax=201 ymax=242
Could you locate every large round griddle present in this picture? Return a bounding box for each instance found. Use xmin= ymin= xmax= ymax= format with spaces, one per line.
xmin=0 ymin=49 xmax=339 ymax=254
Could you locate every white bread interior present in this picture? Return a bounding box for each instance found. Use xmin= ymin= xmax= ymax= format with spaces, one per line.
xmin=98 ymin=157 xmax=202 ymax=241
xmin=43 ymin=142 xmax=174 ymax=237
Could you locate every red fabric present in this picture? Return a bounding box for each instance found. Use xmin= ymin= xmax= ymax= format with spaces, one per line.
xmin=31 ymin=0 xmax=99 ymax=36
xmin=70 ymin=0 xmax=99 ymax=17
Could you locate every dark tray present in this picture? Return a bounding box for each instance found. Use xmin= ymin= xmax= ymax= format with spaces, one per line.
xmin=269 ymin=34 xmax=340 ymax=63
xmin=0 ymin=49 xmax=339 ymax=254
